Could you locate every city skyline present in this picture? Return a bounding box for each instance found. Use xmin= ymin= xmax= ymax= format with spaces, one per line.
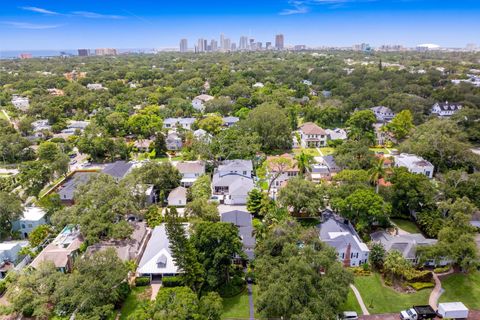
xmin=1 ymin=0 xmax=480 ymax=50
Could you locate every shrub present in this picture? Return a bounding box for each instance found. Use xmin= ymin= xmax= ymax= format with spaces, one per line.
xmin=0 ymin=281 xmax=6 ymax=296
xmin=434 ymin=265 xmax=451 ymax=274
xmin=405 ymin=269 xmax=433 ymax=283
xmin=162 ymin=276 xmax=184 ymax=287
xmin=218 ymin=276 xmax=246 ymax=298
xmin=408 ymin=282 xmax=435 ymax=291
xmin=347 ymin=267 xmax=371 ymax=276
xmin=135 ymin=277 xmax=150 ymax=287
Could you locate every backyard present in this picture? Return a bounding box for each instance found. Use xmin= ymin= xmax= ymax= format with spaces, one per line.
xmin=293 ymin=147 xmax=321 ymax=157
xmin=391 ymin=218 xmax=422 ymax=234
xmin=354 ymin=273 xmax=430 ymax=314
xmin=439 ymin=271 xmax=480 ymax=309
xmin=340 ymin=288 xmax=363 ymax=314
xmin=221 ymin=285 xmax=257 ymax=319
xmin=119 ymin=286 xmax=151 ymax=320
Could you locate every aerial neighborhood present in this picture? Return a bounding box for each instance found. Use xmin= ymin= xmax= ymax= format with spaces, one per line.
xmin=0 ymin=48 xmax=480 ymax=320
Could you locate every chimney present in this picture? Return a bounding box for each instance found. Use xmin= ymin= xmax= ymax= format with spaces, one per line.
xmin=344 ymin=243 xmax=352 ymax=267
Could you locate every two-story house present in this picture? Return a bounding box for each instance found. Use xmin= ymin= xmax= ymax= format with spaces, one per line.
xmin=298 ymin=122 xmax=327 ymax=148
xmin=266 ymin=154 xmax=299 ymax=195
xmin=13 ymin=206 xmax=47 ymax=239
xmin=166 ymin=132 xmax=183 ymax=151
xmin=11 ymin=95 xmax=30 ymax=111
xmin=163 ymin=118 xmax=196 ymax=130
xmin=371 ymin=106 xmax=395 ymax=122
xmin=431 ymin=102 xmax=462 ymax=117
xmin=212 ymin=160 xmax=254 ymax=205
xmin=176 ymin=161 xmax=206 ymax=187
xmin=318 ymin=210 xmax=370 ymax=267
xmin=192 ymin=94 xmax=214 ymax=112
xmin=394 ymin=153 xmax=434 ymax=179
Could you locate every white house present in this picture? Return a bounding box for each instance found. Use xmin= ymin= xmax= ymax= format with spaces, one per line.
xmin=31 ymin=120 xmax=52 ymax=138
xmin=86 ymin=83 xmax=105 ymax=90
xmin=192 ymin=94 xmax=214 ymax=112
xmin=137 ymin=224 xmax=185 ymax=280
xmin=167 ymin=186 xmax=187 ymax=207
xmin=163 ymin=118 xmax=196 ymax=130
xmin=394 ymin=153 xmax=434 ymax=178
xmin=222 ymin=116 xmax=240 ymax=127
xmin=318 ymin=211 xmax=370 ymax=267
xmin=325 ymin=128 xmax=348 ymax=141
xmin=431 ymin=102 xmax=462 ymax=117
xmin=252 ymin=82 xmax=264 ymax=88
xmin=11 ymin=95 xmax=29 ymax=111
xmin=370 ymin=106 xmax=395 ymax=122
xmin=0 ymin=241 xmax=29 ymax=279
xmin=13 ymin=207 xmax=47 ymax=239
xmin=298 ymin=122 xmax=327 ymax=148
xmin=166 ymin=132 xmax=183 ymax=151
xmin=61 ymin=120 xmax=90 ymax=135
xmin=212 ymin=160 xmax=254 ymax=205
xmin=176 ymin=161 xmax=206 ymax=187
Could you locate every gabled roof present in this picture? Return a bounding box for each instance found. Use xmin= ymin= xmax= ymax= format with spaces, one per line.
xmin=21 ymin=207 xmax=46 ymax=222
xmin=58 ymin=172 xmax=96 ymax=201
xmin=221 ymin=210 xmax=252 ymax=227
xmin=176 ymin=161 xmax=205 ymax=174
xmin=218 ymin=159 xmax=253 ymax=173
xmin=167 ymin=186 xmax=187 ymax=202
xmin=222 ymin=116 xmax=239 ymax=124
xmin=371 ymin=106 xmax=394 ymax=114
xmin=433 ymin=102 xmax=462 ymax=111
xmin=101 ymin=161 xmax=133 ymax=180
xmin=370 ymin=230 xmax=437 ymax=259
xmin=299 ymin=122 xmax=326 ymax=135
xmin=137 ymin=224 xmax=187 ymax=275
xmin=194 ymin=94 xmax=214 ymax=102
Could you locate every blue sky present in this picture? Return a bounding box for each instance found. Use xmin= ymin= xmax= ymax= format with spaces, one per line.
xmin=0 ymin=0 xmax=479 ymax=50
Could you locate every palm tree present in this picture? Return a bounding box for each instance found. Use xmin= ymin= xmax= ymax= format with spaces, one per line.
xmin=368 ymin=157 xmax=386 ymax=193
xmin=295 ymin=151 xmax=315 ymax=177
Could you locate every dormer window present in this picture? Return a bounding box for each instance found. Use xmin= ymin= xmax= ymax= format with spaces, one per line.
xmin=156 ymin=254 xmax=167 ymax=269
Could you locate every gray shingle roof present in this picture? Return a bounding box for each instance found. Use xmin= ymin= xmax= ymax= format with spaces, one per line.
xmin=57 ymin=172 xmax=96 ymax=201
xmin=101 ymin=161 xmax=133 ymax=180
xmin=370 ymin=230 xmax=437 ymax=260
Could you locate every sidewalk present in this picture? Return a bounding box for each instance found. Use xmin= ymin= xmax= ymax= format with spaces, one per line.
xmin=350 ymin=284 xmax=370 ymax=315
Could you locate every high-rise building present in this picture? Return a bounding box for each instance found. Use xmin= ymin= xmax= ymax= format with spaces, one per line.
xmin=266 ymin=42 xmax=272 ymax=50
xmin=224 ymin=38 xmax=231 ymax=51
xmin=231 ymin=42 xmax=237 ymax=51
xmin=180 ymin=39 xmax=188 ymax=53
xmin=275 ymin=34 xmax=284 ymax=50
xmin=211 ymin=40 xmax=218 ymax=52
xmin=239 ymin=36 xmax=249 ymax=50
xmin=197 ymin=38 xmax=206 ymax=52
xmin=95 ymin=48 xmax=117 ymax=56
xmin=78 ymin=49 xmax=90 ymax=57
xmin=220 ymin=33 xmax=225 ymax=51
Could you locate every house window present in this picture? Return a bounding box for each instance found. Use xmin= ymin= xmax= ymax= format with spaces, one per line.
xmin=351 ymin=253 xmax=353 ymax=258
xmin=243 ymin=171 xmax=247 ymax=175
xmin=28 ymin=224 xmax=33 ymax=228
xmin=21 ymin=224 xmax=26 ymax=229
xmin=341 ymin=253 xmax=344 ymax=259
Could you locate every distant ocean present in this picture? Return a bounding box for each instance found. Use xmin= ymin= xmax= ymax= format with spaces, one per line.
xmin=0 ymin=48 xmax=159 ymax=59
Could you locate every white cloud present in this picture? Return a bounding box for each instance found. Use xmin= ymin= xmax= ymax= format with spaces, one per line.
xmin=280 ymin=0 xmax=377 ymax=14
xmin=2 ymin=21 xmax=62 ymax=29
xmin=20 ymin=6 xmax=60 ymax=15
xmin=71 ymin=11 xmax=124 ymax=19
xmin=280 ymin=1 xmax=310 ymax=15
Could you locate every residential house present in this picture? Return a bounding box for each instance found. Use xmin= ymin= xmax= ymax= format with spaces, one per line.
xmin=0 ymin=241 xmax=29 ymax=279
xmin=371 ymin=106 xmax=395 ymax=122
xmin=298 ymin=122 xmax=327 ymax=148
xmin=431 ymin=102 xmax=463 ymax=117
xmin=322 ymin=90 xmax=332 ymax=98
xmin=394 ymin=153 xmax=434 ymax=179
xmin=133 ymin=139 xmax=153 ymax=152
xmin=318 ymin=211 xmax=370 ymax=267
xmin=212 ymin=159 xmax=254 ymax=205
xmin=252 ymin=82 xmax=264 ymax=88
xmin=370 ymin=231 xmax=448 ymax=266
xmin=47 ymin=88 xmax=64 ymax=96
xmin=31 ymin=119 xmax=52 ymax=138
xmin=266 ymin=153 xmax=299 ymax=194
xmin=31 ymin=225 xmax=84 ymax=273
xmin=310 ymin=164 xmax=332 ymax=183
xmin=137 ymin=224 xmax=185 ymax=280
xmin=163 ymin=118 xmax=196 ymax=130
xmin=221 ymin=210 xmax=255 ymax=260
xmin=325 ymin=128 xmax=348 ymax=141
xmin=86 ymin=221 xmax=148 ymax=262
xmin=101 ymin=161 xmax=133 ymax=180
xmin=13 ymin=206 xmax=47 ymax=239
xmin=318 ymin=155 xmax=341 ymax=176
xmin=61 ymin=120 xmax=90 ymax=135
xmin=222 ymin=116 xmax=240 ymax=127
xmin=167 ymin=186 xmax=187 ymax=207
xmin=192 ymin=94 xmax=214 ymax=112
xmin=86 ymin=83 xmax=105 ymax=90
xmin=176 ymin=161 xmax=206 ymax=187
xmin=166 ymin=132 xmax=183 ymax=151
xmin=57 ymin=172 xmax=97 ymax=205
xmin=11 ymin=95 xmax=29 ymax=111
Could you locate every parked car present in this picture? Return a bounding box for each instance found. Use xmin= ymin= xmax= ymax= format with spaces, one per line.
xmin=400 ymin=305 xmax=436 ymax=320
xmin=338 ymin=311 xmax=358 ymax=320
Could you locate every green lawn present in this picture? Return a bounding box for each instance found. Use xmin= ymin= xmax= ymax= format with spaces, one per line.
xmin=354 ymin=273 xmax=430 ymax=314
xmin=369 ymin=147 xmax=391 ymax=154
xmin=0 ymin=110 xmax=7 ymax=121
xmin=293 ymin=148 xmax=320 ymax=157
xmin=439 ymin=271 xmax=480 ymax=309
xmin=119 ymin=286 xmax=151 ymax=320
xmin=222 ymin=285 xmax=257 ymax=319
xmin=318 ymin=147 xmax=335 ymax=156
xmin=340 ymin=288 xmax=363 ymax=314
xmin=391 ymin=218 xmax=422 ymax=234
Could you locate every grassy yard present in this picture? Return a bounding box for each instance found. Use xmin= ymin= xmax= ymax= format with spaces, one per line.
xmin=0 ymin=110 xmax=7 ymax=121
xmin=119 ymin=286 xmax=151 ymax=320
xmin=391 ymin=218 xmax=422 ymax=234
xmin=221 ymin=285 xmax=257 ymax=319
xmin=340 ymin=288 xmax=363 ymax=314
xmin=369 ymin=147 xmax=391 ymax=154
xmin=293 ymin=148 xmax=321 ymax=157
xmin=439 ymin=271 xmax=480 ymax=309
xmin=318 ymin=147 xmax=335 ymax=156
xmin=354 ymin=273 xmax=430 ymax=314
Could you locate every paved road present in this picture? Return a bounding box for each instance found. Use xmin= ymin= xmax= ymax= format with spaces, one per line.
xmin=350 ymin=284 xmax=370 ymax=315
xmin=247 ymin=282 xmax=254 ymax=320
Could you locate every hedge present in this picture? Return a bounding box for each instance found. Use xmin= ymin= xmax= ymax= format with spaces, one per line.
xmin=162 ymin=276 xmax=183 ymax=287
xmin=408 ymin=281 xmax=435 ymax=291
xmin=135 ymin=277 xmax=150 ymax=287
